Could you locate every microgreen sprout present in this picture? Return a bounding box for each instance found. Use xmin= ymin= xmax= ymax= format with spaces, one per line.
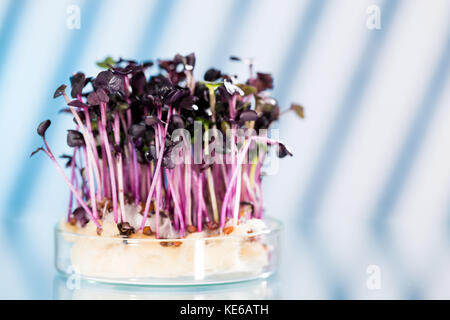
xmin=32 ymin=54 xmax=302 ymax=238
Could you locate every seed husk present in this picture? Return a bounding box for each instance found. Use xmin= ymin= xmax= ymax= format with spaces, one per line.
xmin=223 ymin=226 xmax=234 ymax=235
xmin=187 ymin=225 xmax=197 ymax=233
xmin=143 ymin=226 xmax=153 ymax=236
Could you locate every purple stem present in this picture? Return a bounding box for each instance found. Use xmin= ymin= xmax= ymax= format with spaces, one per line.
xmin=154 ymin=169 xmax=161 ymax=238
xmin=100 ymin=102 xmax=119 ymax=222
xmin=101 ymin=143 xmax=110 ymax=198
xmin=114 ymin=111 xmax=126 ymax=222
xmin=132 ymin=147 xmax=140 ymax=204
xmin=140 ymin=108 xmax=172 ymax=231
xmin=81 ymin=104 xmax=102 ymax=200
xmin=67 ymin=147 xmax=78 ymax=221
xmin=82 ymin=145 xmax=98 ymax=219
xmin=166 ymin=169 xmax=185 ymax=237
xmin=197 ymin=173 xmax=203 ymax=232
xmin=42 ymin=140 xmax=100 ymax=228
xmin=220 ymin=136 xmax=276 ymax=228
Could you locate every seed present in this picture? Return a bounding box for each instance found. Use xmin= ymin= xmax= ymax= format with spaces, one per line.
xmin=139 ymin=201 xmax=155 ymax=215
xmin=239 ymin=201 xmax=254 ymax=217
xmin=125 ymin=194 xmax=134 ymax=204
xmin=187 ymin=225 xmax=197 ymax=233
xmin=223 ymin=226 xmax=234 ymax=235
xmin=100 ymin=198 xmax=112 ymax=212
xmin=69 ymin=217 xmax=77 ymax=225
xmin=80 ymin=217 xmax=89 ymax=227
xmin=96 ymin=227 xmax=103 ymax=236
xmin=143 ymin=226 xmax=153 ymax=236
xmin=207 ymin=221 xmax=219 ymax=230
xmin=160 ymin=241 xmax=170 ymax=247
xmin=173 ymin=241 xmax=182 ymax=247
xmin=117 ymin=222 xmax=135 ymax=237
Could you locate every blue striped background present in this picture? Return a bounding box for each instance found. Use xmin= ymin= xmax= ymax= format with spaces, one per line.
xmin=0 ymin=0 xmax=449 ymax=299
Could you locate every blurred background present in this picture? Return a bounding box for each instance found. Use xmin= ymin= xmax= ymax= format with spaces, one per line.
xmin=0 ymin=0 xmax=449 ymax=299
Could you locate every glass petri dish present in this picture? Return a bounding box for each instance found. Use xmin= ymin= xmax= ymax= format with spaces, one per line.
xmin=55 ymin=217 xmax=282 ymax=286
xmin=53 ymin=274 xmax=279 ymax=299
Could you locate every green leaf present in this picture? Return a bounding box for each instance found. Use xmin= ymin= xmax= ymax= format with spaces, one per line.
xmin=117 ymin=102 xmax=129 ymax=111
xmin=256 ymin=142 xmax=268 ymax=153
xmin=202 ymin=81 xmax=222 ymax=91
xmin=90 ymin=120 xmax=98 ymax=132
xmin=96 ymin=56 xmax=115 ymax=69
xmin=194 ymin=116 xmax=212 ymax=127
xmin=237 ymin=84 xmax=257 ymax=96
xmin=221 ymin=121 xmax=231 ymax=133
xmin=260 ymin=103 xmax=275 ymax=113
xmin=290 ymin=103 xmax=304 ymax=119
xmin=236 ymin=102 xmax=251 ymax=111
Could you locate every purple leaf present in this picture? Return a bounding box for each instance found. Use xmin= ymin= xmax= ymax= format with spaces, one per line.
xmin=253 ymin=72 xmax=273 ymax=92
xmin=53 ymin=84 xmax=67 ymax=99
xmin=30 ymin=147 xmax=44 ymax=158
xmin=184 ymin=52 xmax=196 ymax=71
xmin=58 ymin=108 xmax=72 ymax=114
xmin=130 ymin=71 xmax=146 ymax=95
xmin=238 ymin=110 xmax=258 ymax=125
xmin=163 ymin=88 xmax=186 ymax=106
xmin=60 ymin=154 xmax=74 ymax=168
xmin=68 ymin=100 xmax=89 ymax=109
xmin=144 ymin=115 xmax=161 ymax=126
xmin=276 ymin=142 xmax=293 ymax=158
xmin=67 ymin=130 xmax=85 ymax=147
xmin=170 ymin=114 xmax=185 ymax=129
xmin=87 ymin=89 xmax=109 ymax=105
xmin=178 ymin=95 xmax=199 ymax=111
xmin=94 ymin=70 xmax=124 ymax=93
xmin=142 ymin=60 xmax=154 ymax=68
xmin=255 ymin=115 xmax=270 ymax=130
xmin=37 ymin=120 xmax=51 ymax=137
xmin=70 ymin=72 xmax=86 ymax=98
xmin=204 ymin=68 xmax=222 ymax=81
xmin=128 ymin=124 xmax=146 ymax=138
